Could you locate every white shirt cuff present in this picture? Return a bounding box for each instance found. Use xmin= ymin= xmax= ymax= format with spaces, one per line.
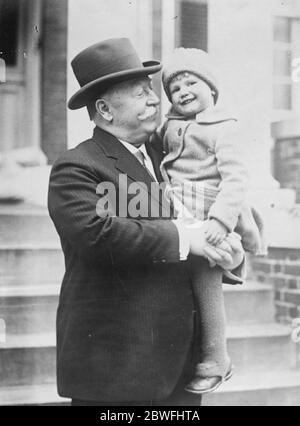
xmin=172 ymin=219 xmax=190 ymax=261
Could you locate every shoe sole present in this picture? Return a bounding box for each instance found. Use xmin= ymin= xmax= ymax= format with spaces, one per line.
xmin=184 ymin=367 xmax=234 ymax=395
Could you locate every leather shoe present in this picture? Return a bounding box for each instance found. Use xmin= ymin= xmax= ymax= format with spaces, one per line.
xmin=185 ymin=366 xmax=233 ymax=395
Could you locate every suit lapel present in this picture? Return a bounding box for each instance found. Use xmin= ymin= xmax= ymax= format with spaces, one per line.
xmin=91 ymin=127 xmax=170 ymax=213
xmin=92 ymin=126 xmax=153 ymax=185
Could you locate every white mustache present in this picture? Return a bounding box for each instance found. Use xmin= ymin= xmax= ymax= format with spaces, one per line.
xmin=138 ymin=108 xmax=157 ymax=121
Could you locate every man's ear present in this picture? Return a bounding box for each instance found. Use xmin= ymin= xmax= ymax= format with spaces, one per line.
xmin=95 ymin=98 xmax=113 ymax=122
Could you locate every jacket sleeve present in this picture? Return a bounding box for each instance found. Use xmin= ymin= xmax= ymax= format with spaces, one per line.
xmin=48 ymin=155 xmax=180 ymax=267
xmin=208 ymin=120 xmax=249 ymax=232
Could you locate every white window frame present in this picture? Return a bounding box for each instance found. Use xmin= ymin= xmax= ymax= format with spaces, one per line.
xmin=272 ymin=0 xmax=300 ymax=122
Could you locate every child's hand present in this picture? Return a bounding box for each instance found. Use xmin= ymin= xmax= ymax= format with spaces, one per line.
xmin=204 ymin=219 xmax=228 ymax=246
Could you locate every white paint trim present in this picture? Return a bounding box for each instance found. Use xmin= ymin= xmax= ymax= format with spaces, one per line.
xmin=161 ymin=0 xmax=176 ymax=116
xmin=272 ymin=0 xmax=300 ymax=17
xmin=23 ymin=0 xmax=42 ymax=149
xmin=136 ymin=0 xmax=153 ymax=60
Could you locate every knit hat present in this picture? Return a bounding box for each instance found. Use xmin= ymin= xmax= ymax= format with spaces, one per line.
xmin=162 ymin=48 xmax=219 ymax=104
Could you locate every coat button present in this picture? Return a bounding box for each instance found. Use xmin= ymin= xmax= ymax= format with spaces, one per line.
xmin=178 ymin=128 xmax=182 ymax=136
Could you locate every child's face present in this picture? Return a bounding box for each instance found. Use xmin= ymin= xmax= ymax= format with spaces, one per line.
xmin=169 ymin=73 xmax=214 ymax=118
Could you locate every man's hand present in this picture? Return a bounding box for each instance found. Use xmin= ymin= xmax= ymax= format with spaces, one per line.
xmin=186 ymin=221 xmax=212 ymax=258
xmin=186 ymin=221 xmax=244 ymax=270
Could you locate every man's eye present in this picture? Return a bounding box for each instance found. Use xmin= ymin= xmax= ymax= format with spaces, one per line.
xmin=187 ymin=81 xmax=196 ymax=86
xmin=171 ymin=87 xmax=179 ymax=94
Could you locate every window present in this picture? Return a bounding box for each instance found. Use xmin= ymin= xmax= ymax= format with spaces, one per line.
xmin=273 ymin=16 xmax=292 ymax=43
xmin=0 ymin=0 xmax=20 ymax=67
xmin=273 ymin=83 xmax=292 ymax=110
xmin=272 ymin=16 xmax=297 ymax=111
xmin=175 ymin=0 xmax=208 ymax=50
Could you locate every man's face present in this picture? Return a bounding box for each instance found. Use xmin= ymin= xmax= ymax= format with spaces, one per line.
xmin=106 ymin=77 xmax=160 ymax=145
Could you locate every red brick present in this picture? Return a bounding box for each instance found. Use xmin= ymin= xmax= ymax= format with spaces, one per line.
xmin=283 ymin=290 xmax=300 ymax=305
xmin=276 ymin=303 xmax=289 ymax=317
xmin=273 ymin=264 xmax=283 ymax=273
xmin=269 ymin=248 xmax=300 ymax=261
xmin=252 ymin=261 xmax=273 ymax=274
xmin=290 ymin=306 xmax=299 ymax=319
xmin=272 ymin=277 xmax=288 ymax=290
xmin=288 ymin=278 xmax=298 ymax=289
xmin=255 ymin=273 xmax=267 ymax=283
xmin=283 ymin=265 xmax=300 ymax=276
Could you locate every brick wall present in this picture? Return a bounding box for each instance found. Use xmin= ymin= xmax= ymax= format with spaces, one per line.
xmin=41 ymin=0 xmax=68 ymax=164
xmin=252 ymin=248 xmax=300 ymax=324
xmin=273 ymin=137 xmax=300 ymax=203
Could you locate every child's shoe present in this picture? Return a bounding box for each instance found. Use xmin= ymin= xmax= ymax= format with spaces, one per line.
xmin=185 ymin=365 xmax=233 ymax=394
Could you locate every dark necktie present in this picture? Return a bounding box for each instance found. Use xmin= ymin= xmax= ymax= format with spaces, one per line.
xmin=134 ymin=149 xmax=156 ymax=181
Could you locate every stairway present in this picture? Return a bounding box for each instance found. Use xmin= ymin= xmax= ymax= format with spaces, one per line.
xmin=203 ymin=282 xmax=300 ymax=406
xmin=0 ymin=203 xmax=68 ymax=405
xmin=0 ymin=203 xmax=299 ymax=406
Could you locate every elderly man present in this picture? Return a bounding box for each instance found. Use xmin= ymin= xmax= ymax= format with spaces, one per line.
xmin=48 ymin=38 xmax=244 ymax=406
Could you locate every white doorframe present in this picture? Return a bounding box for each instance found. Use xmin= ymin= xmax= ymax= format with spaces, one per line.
xmin=0 ymin=0 xmax=41 ymax=153
xmin=161 ymin=0 xmax=176 ymax=116
xmin=22 ymin=0 xmax=42 ymax=150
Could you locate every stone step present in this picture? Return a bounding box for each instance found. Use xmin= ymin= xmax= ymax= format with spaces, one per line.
xmin=0 ymin=333 xmax=56 ymax=386
xmin=0 ymin=323 xmax=294 ymax=387
xmin=0 ymin=383 xmax=70 ymax=406
xmin=223 ymin=281 xmax=275 ymax=325
xmin=0 ymin=285 xmax=59 ymax=335
xmin=0 ymin=203 xmax=59 ymax=245
xmin=203 ymin=369 xmax=300 ymax=406
xmin=0 ymin=244 xmax=64 ymax=287
xmin=227 ymin=323 xmax=294 ymax=372
xmin=1 ymin=369 xmax=299 ymax=406
xmin=0 ymin=281 xmax=275 ymax=336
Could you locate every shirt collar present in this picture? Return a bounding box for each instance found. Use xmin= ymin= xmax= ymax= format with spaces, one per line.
xmin=119 ymin=139 xmax=149 ymax=158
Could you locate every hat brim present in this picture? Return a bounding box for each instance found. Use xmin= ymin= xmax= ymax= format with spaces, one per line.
xmin=68 ymin=60 xmax=162 ymax=110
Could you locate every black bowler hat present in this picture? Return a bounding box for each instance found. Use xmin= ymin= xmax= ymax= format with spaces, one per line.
xmin=68 ymin=38 xmax=162 ymax=110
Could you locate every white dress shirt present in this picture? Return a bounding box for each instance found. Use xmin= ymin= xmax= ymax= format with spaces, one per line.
xmin=118 ymin=139 xmax=190 ymax=260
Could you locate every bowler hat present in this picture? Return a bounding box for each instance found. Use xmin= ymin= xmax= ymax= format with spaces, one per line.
xmin=68 ymin=38 xmax=162 ymax=110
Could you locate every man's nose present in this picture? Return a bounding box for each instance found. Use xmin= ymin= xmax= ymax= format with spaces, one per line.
xmin=147 ymin=90 xmax=160 ymax=105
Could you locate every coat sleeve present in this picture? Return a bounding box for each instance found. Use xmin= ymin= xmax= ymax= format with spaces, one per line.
xmin=208 ymin=120 xmax=249 ymax=232
xmin=48 ymin=155 xmax=180 ymax=267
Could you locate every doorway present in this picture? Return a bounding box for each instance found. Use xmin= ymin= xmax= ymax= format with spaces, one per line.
xmin=0 ymin=0 xmax=41 ymax=153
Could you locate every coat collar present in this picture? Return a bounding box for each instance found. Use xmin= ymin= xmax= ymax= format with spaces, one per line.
xmin=166 ymin=107 xmax=237 ymax=125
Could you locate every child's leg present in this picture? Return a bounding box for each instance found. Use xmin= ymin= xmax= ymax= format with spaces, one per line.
xmin=190 ymin=255 xmax=230 ymax=379
xmin=235 ymin=203 xmax=267 ymax=255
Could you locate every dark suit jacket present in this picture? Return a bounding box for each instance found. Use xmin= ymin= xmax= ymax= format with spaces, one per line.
xmin=48 ymin=126 xmax=197 ymax=402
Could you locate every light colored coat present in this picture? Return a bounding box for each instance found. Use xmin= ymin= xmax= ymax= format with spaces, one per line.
xmin=160 ymin=109 xmax=267 ymax=255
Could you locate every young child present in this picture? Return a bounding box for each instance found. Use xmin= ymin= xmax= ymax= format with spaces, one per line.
xmin=159 ymin=48 xmax=266 ymax=394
